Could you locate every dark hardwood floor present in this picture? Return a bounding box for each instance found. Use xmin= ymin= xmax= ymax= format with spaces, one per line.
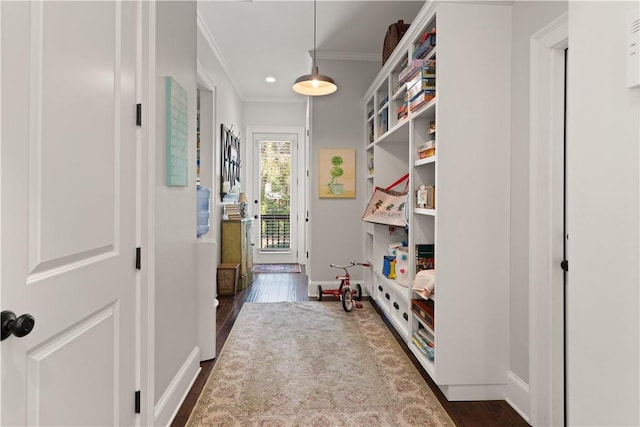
xmin=171 ymin=267 xmax=529 ymax=427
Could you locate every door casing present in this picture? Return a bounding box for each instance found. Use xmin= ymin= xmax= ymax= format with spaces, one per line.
xmin=528 ymin=12 xmax=568 ymax=427
xmin=246 ymin=126 xmax=306 ymax=265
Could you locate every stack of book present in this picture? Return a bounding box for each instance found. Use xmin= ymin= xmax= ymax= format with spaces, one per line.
xmin=413 ymin=28 xmax=436 ymax=60
xmin=412 ymin=328 xmax=435 ymax=361
xmin=225 ymin=204 xmax=242 ymax=220
xmin=411 ymin=298 xmax=435 ymax=331
xmin=407 ymin=61 xmax=436 ymax=112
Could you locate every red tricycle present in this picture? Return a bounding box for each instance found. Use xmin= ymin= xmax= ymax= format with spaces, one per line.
xmin=317 ymin=261 xmax=371 ymax=312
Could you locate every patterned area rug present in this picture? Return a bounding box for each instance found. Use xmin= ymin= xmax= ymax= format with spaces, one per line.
xmin=253 ymin=263 xmax=302 ymax=274
xmin=186 ymin=301 xmax=454 ymax=426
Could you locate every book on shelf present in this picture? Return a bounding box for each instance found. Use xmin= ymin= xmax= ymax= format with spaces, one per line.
xmin=416 ymin=327 xmax=435 ymax=346
xmin=409 ymin=91 xmax=436 ymax=112
xmin=407 ymin=79 xmax=436 ymax=100
xmin=412 ymin=298 xmax=435 ymax=330
xmin=224 ymin=204 xmax=242 ymax=220
xmin=413 ymin=28 xmax=436 ymax=59
xmin=416 ymin=244 xmax=435 ymax=270
xmin=412 ymin=333 xmax=435 ymax=360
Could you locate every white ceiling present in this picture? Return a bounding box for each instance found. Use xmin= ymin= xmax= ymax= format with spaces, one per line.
xmin=197 ymin=1 xmax=425 ymax=102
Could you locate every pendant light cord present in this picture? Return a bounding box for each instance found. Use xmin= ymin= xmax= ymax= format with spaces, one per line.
xmin=313 ymin=0 xmax=317 ymax=70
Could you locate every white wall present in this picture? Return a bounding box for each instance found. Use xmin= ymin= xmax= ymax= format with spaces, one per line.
xmin=197 ymin=20 xmax=244 ymax=260
xmin=567 ymin=1 xmax=640 ymax=425
xmin=510 ymin=0 xmax=568 ymax=387
xmin=310 ymin=59 xmax=379 ymax=285
xmin=244 ymin=102 xmax=306 ymax=128
xmin=154 ymin=0 xmax=199 ymax=419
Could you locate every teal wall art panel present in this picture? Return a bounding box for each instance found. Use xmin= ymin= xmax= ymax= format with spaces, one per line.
xmin=166 ymin=76 xmax=188 ymax=186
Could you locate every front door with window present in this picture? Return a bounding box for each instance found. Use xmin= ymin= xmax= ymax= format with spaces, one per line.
xmin=253 ymin=133 xmax=299 ymax=264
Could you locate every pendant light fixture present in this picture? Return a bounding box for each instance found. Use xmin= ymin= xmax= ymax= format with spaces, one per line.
xmin=292 ymin=0 xmax=337 ymax=96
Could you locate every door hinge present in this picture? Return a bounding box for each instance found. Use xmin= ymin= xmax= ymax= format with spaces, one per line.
xmin=560 ymin=259 xmax=568 ymax=272
xmin=135 ymin=390 xmax=141 ymax=413
xmin=306 ymin=129 xmax=310 ymax=136
xmin=306 ymin=251 xmax=309 ymax=259
xmin=136 ymin=247 xmax=141 ymax=270
xmin=136 ymin=103 xmax=142 ymax=127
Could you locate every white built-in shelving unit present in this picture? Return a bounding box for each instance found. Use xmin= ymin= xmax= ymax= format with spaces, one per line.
xmin=363 ymin=0 xmax=511 ymax=401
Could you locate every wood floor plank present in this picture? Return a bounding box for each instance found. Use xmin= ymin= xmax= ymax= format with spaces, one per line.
xmin=171 ymin=267 xmax=529 ymax=427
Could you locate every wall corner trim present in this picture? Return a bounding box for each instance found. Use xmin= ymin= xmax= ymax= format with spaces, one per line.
xmin=154 ymin=346 xmax=201 ymax=427
xmin=505 ymin=371 xmax=531 ymax=424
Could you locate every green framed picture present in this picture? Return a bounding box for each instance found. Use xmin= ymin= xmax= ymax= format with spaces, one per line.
xmin=318 ymin=148 xmax=356 ymax=198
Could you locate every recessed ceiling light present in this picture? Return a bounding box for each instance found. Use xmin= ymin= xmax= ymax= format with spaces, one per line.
xmin=265 ymin=76 xmax=276 ymax=83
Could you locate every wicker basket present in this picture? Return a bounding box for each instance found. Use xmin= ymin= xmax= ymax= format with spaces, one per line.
xmin=382 ymin=20 xmax=411 ymax=66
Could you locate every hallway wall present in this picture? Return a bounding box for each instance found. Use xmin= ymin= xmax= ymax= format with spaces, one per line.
xmin=154 ymin=1 xmax=199 ymax=424
xmin=197 ymin=17 xmax=244 ymax=262
xmin=309 ymin=58 xmax=379 ymax=286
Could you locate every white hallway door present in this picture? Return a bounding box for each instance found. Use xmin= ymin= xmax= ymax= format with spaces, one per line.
xmin=2 ymin=2 xmax=140 ymax=425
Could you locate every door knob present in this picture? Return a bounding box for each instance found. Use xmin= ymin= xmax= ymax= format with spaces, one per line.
xmin=254 ymin=215 xmax=258 ymax=219
xmin=1 ymin=310 xmax=35 ymax=341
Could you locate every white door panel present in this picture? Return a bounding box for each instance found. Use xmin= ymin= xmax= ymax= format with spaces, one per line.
xmin=2 ymin=2 xmax=139 ymax=425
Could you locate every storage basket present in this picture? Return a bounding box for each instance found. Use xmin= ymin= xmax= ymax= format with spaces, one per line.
xmin=382 ymin=20 xmax=411 ymax=66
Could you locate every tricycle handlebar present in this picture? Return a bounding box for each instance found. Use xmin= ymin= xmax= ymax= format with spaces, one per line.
xmin=330 ymin=261 xmax=371 ymax=269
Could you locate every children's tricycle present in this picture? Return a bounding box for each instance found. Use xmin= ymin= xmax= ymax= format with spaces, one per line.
xmin=318 ymin=261 xmax=371 ymax=312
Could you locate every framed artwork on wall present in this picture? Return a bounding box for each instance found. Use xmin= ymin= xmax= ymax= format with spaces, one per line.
xmin=221 ymin=124 xmax=241 ymax=201
xmin=318 ymin=148 xmax=356 ymax=198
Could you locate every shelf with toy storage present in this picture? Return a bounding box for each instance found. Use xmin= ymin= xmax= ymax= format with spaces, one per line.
xmin=367 ymin=120 xmax=411 ymax=338
xmin=362 ymin=0 xmax=511 ymax=401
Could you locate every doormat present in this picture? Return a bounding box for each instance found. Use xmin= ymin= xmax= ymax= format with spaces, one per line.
xmin=253 ymin=263 xmax=301 ymax=274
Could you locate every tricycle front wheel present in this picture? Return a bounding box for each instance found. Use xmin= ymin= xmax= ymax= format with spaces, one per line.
xmin=342 ymin=288 xmax=354 ymax=312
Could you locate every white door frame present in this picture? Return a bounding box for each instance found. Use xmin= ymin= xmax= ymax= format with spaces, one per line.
xmin=139 ymin=1 xmax=155 ymax=424
xmin=246 ymin=126 xmax=305 ymax=265
xmin=529 ymin=12 xmax=568 ymax=427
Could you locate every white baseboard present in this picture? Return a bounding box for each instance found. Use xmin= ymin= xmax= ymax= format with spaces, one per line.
xmin=505 ymin=371 xmax=530 ymax=424
xmin=308 ymin=280 xmax=368 ymax=298
xmin=440 ymin=383 xmax=506 ymax=401
xmin=154 ymin=346 xmax=201 ymax=427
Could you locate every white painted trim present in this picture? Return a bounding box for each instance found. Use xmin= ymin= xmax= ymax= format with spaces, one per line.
xmin=139 ymin=2 xmax=156 ymax=425
xmin=196 ymin=60 xmax=216 ymax=93
xmin=440 ymin=384 xmax=506 ymax=402
xmin=528 ymin=12 xmax=568 ymax=427
xmin=506 ymin=371 xmax=531 ymax=425
xmin=154 ymin=346 xmax=201 ymax=427
xmin=196 ymin=11 xmax=245 ymax=100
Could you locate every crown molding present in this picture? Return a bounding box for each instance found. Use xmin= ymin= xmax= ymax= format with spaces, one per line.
xmin=197 ymin=11 xmax=246 ymax=101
